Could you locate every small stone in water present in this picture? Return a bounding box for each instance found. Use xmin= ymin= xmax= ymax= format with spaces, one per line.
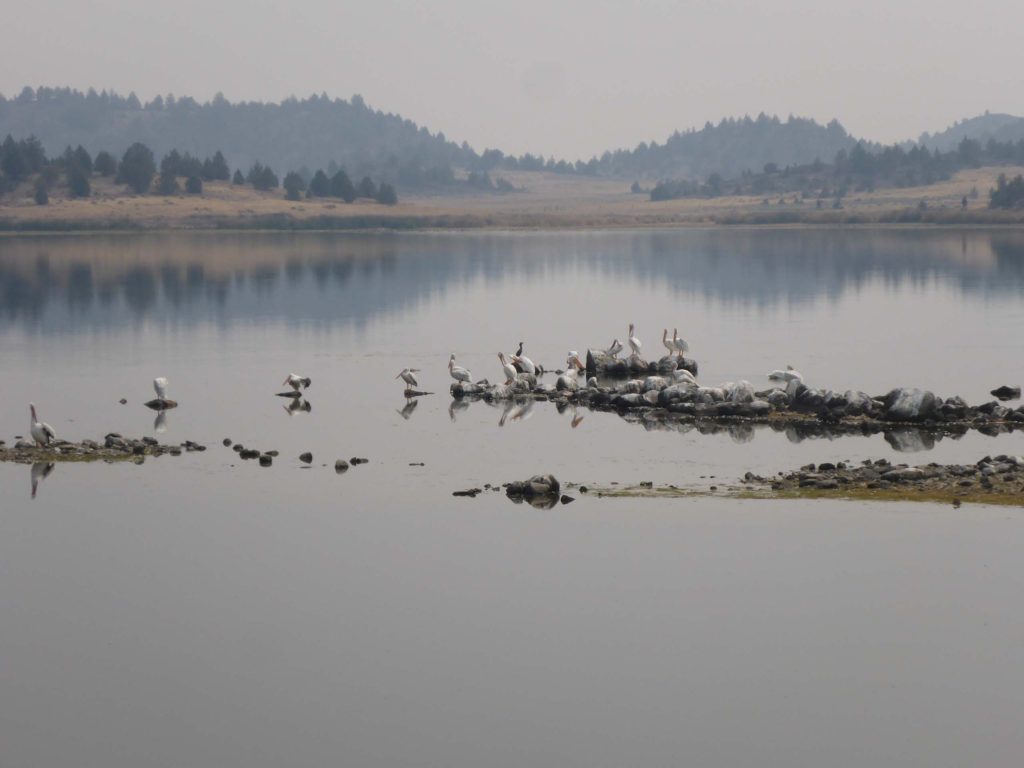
xmin=335 ymin=460 xmax=349 ymax=473
xmin=300 ymin=452 xmax=313 ymax=464
xmin=119 ymin=398 xmax=127 ymax=405
xmin=223 ymin=438 xmax=233 ymax=447
xmin=560 ymin=495 xmax=575 ymax=505
xmin=233 ymin=444 xmax=243 ymax=452
xmin=350 ymin=457 xmax=368 ymax=465
xmin=259 ymin=455 xmax=273 ymax=467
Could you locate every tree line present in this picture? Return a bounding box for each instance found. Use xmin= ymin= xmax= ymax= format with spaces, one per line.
xmin=0 ymin=135 xmax=397 ymax=204
xmin=648 ymin=136 xmax=1024 ymax=208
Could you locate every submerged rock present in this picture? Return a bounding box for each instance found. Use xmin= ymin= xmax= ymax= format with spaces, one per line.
xmin=299 ymin=452 xmax=313 ymax=464
xmin=144 ymin=398 xmax=178 ymax=411
xmin=506 ymin=473 xmax=560 ymax=499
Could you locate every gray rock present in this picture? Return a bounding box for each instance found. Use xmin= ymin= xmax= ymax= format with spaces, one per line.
xmin=883 ymin=388 xmax=938 ymax=422
xmin=299 ymin=452 xmax=313 ymax=464
xmin=335 ymin=460 xmax=349 ymax=473
xmin=259 ymin=455 xmax=273 ymax=467
xmin=991 ymin=385 xmax=1021 ymax=401
xmin=881 ymin=467 xmax=926 ymax=482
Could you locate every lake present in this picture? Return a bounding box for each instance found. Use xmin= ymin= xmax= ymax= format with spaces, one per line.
xmin=2 ymin=228 xmax=1024 ymax=767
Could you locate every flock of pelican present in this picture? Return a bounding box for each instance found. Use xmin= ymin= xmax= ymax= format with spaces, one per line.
xmin=23 ymin=323 xmax=803 ymax=449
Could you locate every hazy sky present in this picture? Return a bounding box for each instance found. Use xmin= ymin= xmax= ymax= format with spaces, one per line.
xmin=3 ymin=0 xmax=1022 ymax=159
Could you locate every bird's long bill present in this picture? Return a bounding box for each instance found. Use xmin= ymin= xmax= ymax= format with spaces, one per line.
xmin=395 ymin=373 xmax=402 ymax=379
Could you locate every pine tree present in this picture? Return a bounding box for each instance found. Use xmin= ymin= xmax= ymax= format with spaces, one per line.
xmin=117 ymin=143 xmax=156 ymax=193
xmin=330 ymin=169 xmax=355 ymax=202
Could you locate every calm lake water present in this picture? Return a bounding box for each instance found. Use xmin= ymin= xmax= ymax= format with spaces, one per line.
xmin=1 ymin=229 xmax=1023 ymax=767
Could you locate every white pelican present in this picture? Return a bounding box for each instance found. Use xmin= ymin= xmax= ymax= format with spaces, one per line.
xmin=556 ymin=354 xmax=585 ymax=390
xmin=671 ymin=368 xmax=697 ymax=385
xmin=153 ymin=376 xmax=169 ymax=400
xmin=448 ymin=354 xmax=472 ymax=384
xmin=768 ymin=365 xmax=803 ymax=384
xmin=283 ymin=373 xmax=312 ymax=391
xmin=512 ymin=352 xmax=536 ymax=376
xmin=606 ymin=338 xmax=623 ymax=358
xmin=396 ymin=368 xmax=420 ymax=389
xmin=628 ymin=323 xmax=642 ymax=356
xmin=497 ymin=353 xmax=518 ymax=384
xmin=662 ymin=329 xmax=675 ymax=357
xmin=672 ymin=328 xmax=690 ymax=356
xmin=29 ymin=403 xmax=56 ymax=447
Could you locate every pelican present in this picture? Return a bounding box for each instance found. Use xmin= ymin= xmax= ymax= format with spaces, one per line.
xmin=283 ymin=373 xmax=312 ymax=392
xmin=628 ymin=323 xmax=642 ymax=356
xmin=671 ymin=368 xmax=698 ymax=385
xmin=768 ymin=365 xmax=803 ymax=384
xmin=497 ymin=352 xmax=518 ymax=384
xmin=606 ymin=338 xmax=623 ymax=358
xmin=30 ymin=461 xmax=55 ymax=499
xmin=29 ymin=403 xmax=56 ymax=447
xmin=512 ymin=352 xmax=536 ymax=376
xmin=662 ymin=329 xmax=675 ymax=357
xmin=396 ymin=368 xmax=420 ymax=389
xmin=672 ymin=328 xmax=690 ymax=356
xmin=556 ymin=354 xmax=585 ymax=391
xmin=153 ymin=376 xmax=169 ymax=400
xmin=448 ymin=354 xmax=472 ymax=384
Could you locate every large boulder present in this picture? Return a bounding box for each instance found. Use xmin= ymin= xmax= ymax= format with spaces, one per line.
xmin=882 ymin=388 xmax=938 ymax=422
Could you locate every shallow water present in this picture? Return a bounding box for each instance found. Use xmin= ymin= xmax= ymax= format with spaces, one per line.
xmin=1 ymin=229 xmax=1024 ymax=767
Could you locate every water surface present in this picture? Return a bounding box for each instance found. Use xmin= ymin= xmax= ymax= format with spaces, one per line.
xmin=1 ymin=229 xmax=1023 ymax=767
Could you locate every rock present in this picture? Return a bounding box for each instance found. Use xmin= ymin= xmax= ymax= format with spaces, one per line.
xmin=883 ymin=388 xmax=938 ymax=422
xmin=816 ymin=479 xmax=839 ymax=489
xmin=335 ymin=460 xmax=349 ymax=473
xmin=144 ymin=398 xmax=178 ymax=410
xmin=276 ymin=391 xmax=303 ymax=399
xmin=15 ymin=439 xmax=34 ymax=449
xmin=991 ymin=385 xmax=1021 ymax=401
xmin=299 ymin=452 xmax=313 ymax=464
xmin=259 ymin=455 xmax=273 ymax=467
xmin=350 ymin=457 xmax=368 ymax=465
xmin=232 ymin=444 xmax=243 ymax=452
xmin=119 ymin=398 xmax=127 ymax=405
xmin=265 ymin=450 xmax=279 ymax=457
xmin=223 ymin=438 xmax=232 ymax=447
xmin=239 ymin=448 xmax=260 ymax=459
xmin=881 ymin=467 xmax=926 ymax=482
xmin=453 ymin=488 xmax=482 ymax=497
xmin=506 ymin=473 xmax=560 ymax=499
xmin=560 ymin=495 xmax=575 ymax=504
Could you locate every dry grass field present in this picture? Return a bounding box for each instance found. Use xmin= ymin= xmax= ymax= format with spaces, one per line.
xmin=2 ymin=166 xmax=1024 ymax=231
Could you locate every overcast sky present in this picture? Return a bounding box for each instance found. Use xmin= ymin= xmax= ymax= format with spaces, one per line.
xmin=3 ymin=0 xmax=1022 ymax=159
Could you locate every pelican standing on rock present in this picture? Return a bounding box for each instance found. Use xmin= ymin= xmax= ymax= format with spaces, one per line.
xmin=662 ymin=329 xmax=675 ymax=357
xmin=449 ymin=354 xmax=472 ymax=384
xmin=497 ymin=353 xmax=518 ymax=384
xmin=283 ymin=373 xmax=312 ymax=392
xmin=153 ymin=376 xmax=169 ymax=400
xmin=396 ymin=368 xmax=420 ymax=390
xmin=29 ymin=403 xmax=56 ymax=447
xmin=628 ymin=323 xmax=642 ymax=356
xmin=672 ymin=328 xmax=689 ymax=356
xmin=606 ymin=338 xmax=623 ymax=358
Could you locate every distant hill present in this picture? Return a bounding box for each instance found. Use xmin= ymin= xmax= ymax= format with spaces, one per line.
xmin=581 ymin=114 xmax=859 ymax=181
xmin=917 ymin=112 xmax=1024 ymax=151
xmin=0 ymin=86 xmax=476 ymax=187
